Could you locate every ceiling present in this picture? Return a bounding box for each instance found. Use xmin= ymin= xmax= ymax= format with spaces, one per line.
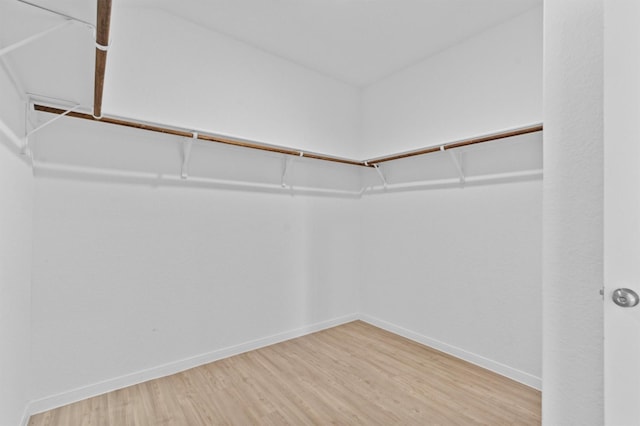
xmin=128 ymin=0 xmax=541 ymax=86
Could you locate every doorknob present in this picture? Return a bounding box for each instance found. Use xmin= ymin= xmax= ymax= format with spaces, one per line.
xmin=612 ymin=288 xmax=640 ymax=308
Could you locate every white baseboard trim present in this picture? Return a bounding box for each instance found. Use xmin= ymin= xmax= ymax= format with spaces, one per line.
xmin=26 ymin=313 xmax=359 ymax=418
xmin=358 ymin=314 xmax=542 ymax=391
xmin=24 ymin=312 xmax=540 ymax=421
xmin=20 ymin=404 xmax=31 ymax=426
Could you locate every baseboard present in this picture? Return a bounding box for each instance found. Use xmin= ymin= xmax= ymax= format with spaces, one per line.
xmin=358 ymin=314 xmax=542 ymax=391
xmin=26 ymin=313 xmax=358 ymax=417
xmin=24 ymin=312 xmax=540 ymax=420
xmin=20 ymin=403 xmax=31 ymax=426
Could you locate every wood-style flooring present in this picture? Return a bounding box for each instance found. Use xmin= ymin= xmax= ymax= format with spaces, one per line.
xmin=28 ymin=321 xmax=541 ymax=425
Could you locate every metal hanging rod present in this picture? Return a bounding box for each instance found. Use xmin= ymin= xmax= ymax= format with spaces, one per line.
xmin=33 ymin=104 xmax=542 ymax=169
xmin=34 ymin=162 xmax=364 ymax=198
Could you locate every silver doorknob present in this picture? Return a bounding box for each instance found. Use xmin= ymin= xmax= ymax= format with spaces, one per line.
xmin=612 ymin=288 xmax=640 ymax=308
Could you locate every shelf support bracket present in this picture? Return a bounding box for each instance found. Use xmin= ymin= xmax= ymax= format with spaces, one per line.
xmin=24 ymin=100 xmax=80 ymax=156
xmin=181 ymin=132 xmax=196 ymax=179
xmin=281 ymin=156 xmax=293 ymax=188
xmin=27 ymin=103 xmax=80 ymax=138
xmin=442 ymin=146 xmax=465 ymax=184
xmin=0 ymin=20 xmax=74 ymax=58
xmin=373 ymin=164 xmax=388 ymax=188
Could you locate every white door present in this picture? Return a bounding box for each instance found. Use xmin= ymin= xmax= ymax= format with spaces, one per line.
xmin=604 ymin=1 xmax=640 ymax=425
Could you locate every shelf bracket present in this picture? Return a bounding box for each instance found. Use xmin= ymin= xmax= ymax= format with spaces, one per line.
xmin=181 ymin=132 xmax=196 ymax=179
xmin=27 ymin=103 xmax=80 ymax=137
xmin=373 ymin=164 xmax=388 ymax=188
xmin=24 ymin=100 xmax=81 ymax=156
xmin=281 ymin=156 xmax=293 ymax=188
xmin=0 ymin=20 xmax=74 ymax=58
xmin=442 ymin=146 xmax=465 ymax=184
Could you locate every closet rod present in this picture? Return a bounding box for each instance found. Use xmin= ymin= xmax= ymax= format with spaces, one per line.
xmin=364 ymin=123 xmax=543 ymax=165
xmin=93 ymin=0 xmax=112 ymax=118
xmin=33 ymin=104 xmax=371 ymax=167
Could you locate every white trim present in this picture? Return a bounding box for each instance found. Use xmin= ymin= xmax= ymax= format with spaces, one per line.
xmin=363 ymin=169 xmax=543 ymax=195
xmin=359 ymin=314 xmax=542 ymax=391
xmin=26 ymin=313 xmax=358 ymax=416
xmin=20 ymin=404 xmax=31 ymax=426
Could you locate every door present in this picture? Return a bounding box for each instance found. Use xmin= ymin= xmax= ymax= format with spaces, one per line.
xmin=604 ymin=1 xmax=640 ymax=424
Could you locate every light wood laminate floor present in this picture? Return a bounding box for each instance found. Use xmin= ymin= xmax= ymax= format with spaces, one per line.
xmin=29 ymin=321 xmax=541 ymax=425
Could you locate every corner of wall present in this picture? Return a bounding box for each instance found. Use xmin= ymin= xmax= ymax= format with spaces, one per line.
xmin=542 ymin=0 xmax=604 ymax=423
xmin=0 ymin=67 xmax=34 ymax=426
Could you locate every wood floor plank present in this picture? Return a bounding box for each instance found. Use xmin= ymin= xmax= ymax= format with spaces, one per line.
xmin=28 ymin=321 xmax=541 ymax=425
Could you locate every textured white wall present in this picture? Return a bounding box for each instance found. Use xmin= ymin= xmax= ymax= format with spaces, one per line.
xmin=0 ymin=69 xmax=33 ymax=426
xmin=361 ymin=7 xmax=542 ymax=159
xmin=360 ymin=181 xmax=542 ymax=387
xmin=604 ymin=1 xmax=640 ymax=424
xmin=104 ymin=5 xmax=361 ymax=159
xmin=543 ymin=0 xmax=604 ymax=424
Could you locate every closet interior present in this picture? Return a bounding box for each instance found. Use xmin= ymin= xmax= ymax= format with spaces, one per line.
xmin=0 ymin=0 xmax=544 ymax=424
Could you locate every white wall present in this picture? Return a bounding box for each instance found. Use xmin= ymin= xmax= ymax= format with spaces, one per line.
xmin=356 ymin=6 xmax=543 ymax=389
xmin=0 ymin=67 xmax=33 ymax=425
xmin=604 ymin=1 xmax=640 ymax=424
xmin=27 ymin=115 xmax=544 ymax=411
xmin=104 ymin=5 xmax=361 ymax=159
xmin=542 ymin=0 xmax=604 ymax=424
xmin=30 ymin=167 xmax=360 ymax=406
xmin=360 ymin=180 xmax=542 ymax=388
xmin=361 ymin=7 xmax=542 ymax=159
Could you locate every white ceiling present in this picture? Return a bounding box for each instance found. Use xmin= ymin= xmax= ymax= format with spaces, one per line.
xmin=129 ymin=0 xmax=541 ymax=86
